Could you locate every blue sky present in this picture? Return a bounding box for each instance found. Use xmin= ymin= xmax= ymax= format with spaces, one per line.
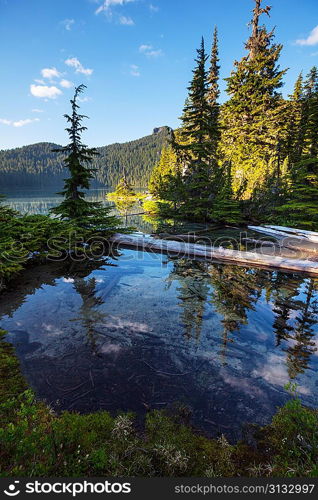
xmin=1 ymin=0 xmax=318 ymax=150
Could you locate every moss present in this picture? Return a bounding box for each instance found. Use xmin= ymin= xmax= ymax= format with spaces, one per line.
xmin=0 ymin=330 xmax=317 ymax=477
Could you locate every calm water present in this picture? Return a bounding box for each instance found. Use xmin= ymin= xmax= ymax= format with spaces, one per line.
xmin=1 ymin=249 xmax=318 ymax=439
xmin=2 ymin=186 xmax=123 ymax=215
xmin=1 ymin=188 xmax=318 ymax=439
xmin=2 ymin=187 xmax=156 ymax=233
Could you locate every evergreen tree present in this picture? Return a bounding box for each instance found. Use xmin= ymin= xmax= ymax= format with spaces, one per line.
xmin=209 ymin=163 xmax=242 ymax=224
xmin=221 ymin=0 xmax=287 ymax=198
xmin=51 ymin=85 xmax=118 ymax=230
xmin=303 ymin=67 xmax=318 ymax=158
xmin=207 ymin=26 xmax=221 ymax=158
xmin=148 ymin=143 xmax=178 ymax=198
xmin=276 ymin=68 xmax=318 ymax=229
xmin=113 ymin=171 xmax=136 ymax=198
xmin=176 ymin=38 xmax=216 ymax=220
xmin=286 ymin=73 xmax=305 ymax=167
xmin=0 ymin=196 xmax=18 ymax=222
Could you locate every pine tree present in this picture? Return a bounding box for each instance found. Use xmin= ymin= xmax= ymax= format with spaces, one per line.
xmin=286 ymin=73 xmax=305 ymax=167
xmin=176 ymin=38 xmax=217 ymax=219
xmin=148 ymin=143 xmax=178 ymax=198
xmin=113 ymin=171 xmax=136 ymax=198
xmin=207 ymin=26 xmax=221 ymax=157
xmin=0 ymin=195 xmax=18 ymax=222
xmin=221 ymin=0 xmax=287 ymax=199
xmin=276 ymin=68 xmax=318 ymax=229
xmin=51 ymin=85 xmax=118 ymax=230
xmin=303 ymin=67 xmax=318 ymax=158
xmin=210 ymin=162 xmax=242 ymax=224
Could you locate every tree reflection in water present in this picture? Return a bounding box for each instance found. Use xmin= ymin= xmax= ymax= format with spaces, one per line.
xmin=1 ymin=251 xmax=318 ymax=437
xmin=72 ymin=278 xmax=108 ymax=355
xmin=168 ymin=259 xmax=318 ymax=375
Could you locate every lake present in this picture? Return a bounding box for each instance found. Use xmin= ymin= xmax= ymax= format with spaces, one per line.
xmin=1 ymin=188 xmax=318 ymax=440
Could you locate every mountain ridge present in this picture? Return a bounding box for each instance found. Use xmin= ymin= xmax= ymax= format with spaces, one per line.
xmin=0 ymin=127 xmax=170 ymax=189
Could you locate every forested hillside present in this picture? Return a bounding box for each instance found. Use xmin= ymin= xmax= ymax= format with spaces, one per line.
xmin=0 ymin=127 xmax=170 ymax=188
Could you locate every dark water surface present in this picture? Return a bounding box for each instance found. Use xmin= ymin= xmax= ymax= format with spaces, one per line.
xmin=1 ymin=247 xmax=318 ymax=440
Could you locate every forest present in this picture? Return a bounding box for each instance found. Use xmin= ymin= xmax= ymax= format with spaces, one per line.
xmin=0 ymin=127 xmax=169 ymax=189
xmin=149 ymin=1 xmax=318 ymax=229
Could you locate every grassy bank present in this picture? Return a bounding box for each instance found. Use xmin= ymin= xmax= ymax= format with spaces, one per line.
xmin=0 ymin=329 xmax=317 ymax=477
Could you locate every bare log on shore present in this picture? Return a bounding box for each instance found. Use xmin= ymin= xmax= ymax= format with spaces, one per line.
xmin=110 ymin=233 xmax=318 ymax=275
xmin=248 ymin=225 xmax=318 ymax=254
xmin=264 ymin=225 xmax=318 ymax=243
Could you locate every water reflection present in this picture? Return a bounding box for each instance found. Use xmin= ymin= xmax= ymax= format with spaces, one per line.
xmin=3 ymin=187 xmax=159 ymax=234
xmin=0 ymin=250 xmax=317 ymax=439
xmin=71 ymin=278 xmax=108 ymax=355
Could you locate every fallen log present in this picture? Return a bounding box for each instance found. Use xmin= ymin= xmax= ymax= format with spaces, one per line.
xmin=248 ymin=225 xmax=318 ymax=254
xmin=264 ymin=225 xmax=318 ymax=243
xmin=151 ymin=233 xmax=207 ymax=243
xmin=248 ymin=225 xmax=305 ymax=241
xmin=242 ymin=238 xmax=277 ymax=246
xmin=110 ymin=233 xmax=318 ymax=275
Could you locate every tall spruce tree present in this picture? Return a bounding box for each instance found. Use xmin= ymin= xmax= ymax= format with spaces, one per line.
xmin=51 ymin=85 xmax=118 ymax=230
xmin=303 ymin=67 xmax=318 ymax=158
xmin=148 ymin=143 xmax=178 ymax=198
xmin=221 ymin=0 xmax=287 ymax=199
xmin=207 ymin=26 xmax=221 ymax=166
xmin=276 ymin=68 xmax=318 ymax=229
xmin=175 ymin=37 xmax=219 ymax=220
xmin=113 ymin=171 xmax=136 ymax=198
xmin=286 ymin=73 xmax=305 ymax=167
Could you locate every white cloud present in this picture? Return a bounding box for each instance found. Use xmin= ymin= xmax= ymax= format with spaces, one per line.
xmin=65 ymin=57 xmax=93 ymax=76
xmin=95 ymin=0 xmax=136 ymax=15
xmin=32 ymin=108 xmax=44 ymax=113
xmin=34 ymin=79 xmax=45 ymax=84
xmin=0 ymin=118 xmax=11 ymax=125
xmin=296 ymin=25 xmax=318 ymax=46
xmin=130 ymin=64 xmax=140 ymax=77
xmin=139 ymin=44 xmax=163 ymax=57
xmin=30 ymin=84 xmax=62 ymax=99
xmin=61 ymin=18 xmax=75 ymax=31
xmin=60 ymin=79 xmax=74 ymax=88
xmin=149 ymin=4 xmax=159 ymax=12
xmin=41 ymin=67 xmax=61 ymax=79
xmin=139 ymin=44 xmax=152 ymax=52
xmin=119 ymin=15 xmax=134 ymax=25
xmin=0 ymin=117 xmax=40 ymax=127
xmin=13 ymin=118 xmax=40 ymax=127
xmin=78 ymin=96 xmax=92 ymax=103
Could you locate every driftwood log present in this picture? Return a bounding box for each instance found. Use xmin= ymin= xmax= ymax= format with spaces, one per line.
xmin=110 ymin=233 xmax=318 ymax=275
xmin=264 ymin=225 xmax=318 ymax=243
xmin=248 ymin=225 xmax=318 ymax=255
